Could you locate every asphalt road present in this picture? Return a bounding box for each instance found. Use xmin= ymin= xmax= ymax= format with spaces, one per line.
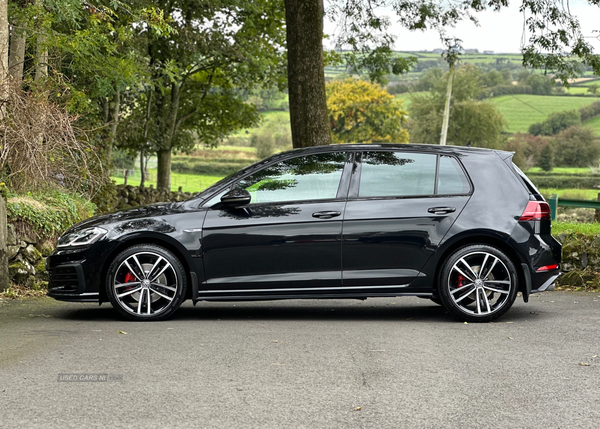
xmin=1 ymin=292 xmax=599 ymax=429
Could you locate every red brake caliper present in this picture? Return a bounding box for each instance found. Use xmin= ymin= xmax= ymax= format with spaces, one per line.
xmin=457 ymin=275 xmax=465 ymax=288
xmin=124 ymin=273 xmax=136 ymax=283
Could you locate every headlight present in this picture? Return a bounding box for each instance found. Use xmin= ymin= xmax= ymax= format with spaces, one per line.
xmin=57 ymin=227 xmax=107 ymax=248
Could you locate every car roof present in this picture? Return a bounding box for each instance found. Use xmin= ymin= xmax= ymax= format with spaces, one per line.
xmin=273 ymin=143 xmax=513 ymax=159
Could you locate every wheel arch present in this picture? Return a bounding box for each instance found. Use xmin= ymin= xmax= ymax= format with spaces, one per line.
xmin=431 ymin=231 xmax=526 ymax=296
xmin=99 ymin=233 xmax=197 ymax=303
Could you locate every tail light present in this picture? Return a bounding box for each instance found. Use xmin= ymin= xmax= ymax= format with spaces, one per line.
xmin=520 ymin=201 xmax=551 ymax=221
xmin=537 ymin=264 xmax=559 ymax=272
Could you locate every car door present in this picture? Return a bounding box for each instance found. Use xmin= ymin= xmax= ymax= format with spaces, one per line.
xmin=342 ymin=150 xmax=472 ymax=287
xmin=201 ymin=151 xmax=351 ymax=292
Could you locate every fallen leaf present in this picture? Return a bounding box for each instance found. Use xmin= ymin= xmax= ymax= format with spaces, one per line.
xmin=118 ymin=331 xmax=127 ymax=335
xmin=354 ymin=407 xmax=362 ymax=411
xmin=508 ymin=337 xmax=514 ymax=340
xmin=579 ymin=363 xmax=590 ymax=366
xmin=464 ymin=322 xmax=468 ymax=324
xmin=506 ymin=321 xmax=514 ymax=324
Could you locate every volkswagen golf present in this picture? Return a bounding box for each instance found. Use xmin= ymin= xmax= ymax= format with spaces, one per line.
xmin=47 ymin=144 xmax=561 ymax=322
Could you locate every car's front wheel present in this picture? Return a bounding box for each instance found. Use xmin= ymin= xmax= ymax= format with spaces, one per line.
xmin=438 ymin=245 xmax=518 ymax=322
xmin=106 ymin=244 xmax=187 ymax=321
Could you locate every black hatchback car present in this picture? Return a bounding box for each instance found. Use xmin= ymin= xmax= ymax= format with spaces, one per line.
xmin=47 ymin=144 xmax=561 ymax=322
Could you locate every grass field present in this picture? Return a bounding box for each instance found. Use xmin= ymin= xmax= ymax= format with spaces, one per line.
xmin=526 ymin=167 xmax=598 ymax=174
xmin=539 ymin=188 xmax=600 ymax=201
xmin=112 ymin=170 xmax=225 ymax=193
xmin=553 ymin=222 xmax=600 ymax=234
xmin=584 ymin=114 xmax=600 ymax=135
xmin=490 ymin=95 xmax=600 ymax=133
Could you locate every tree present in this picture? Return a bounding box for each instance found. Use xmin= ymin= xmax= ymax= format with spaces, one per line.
xmin=127 ymin=0 xmax=286 ymax=190
xmin=327 ymin=78 xmax=409 ymax=143
xmin=285 ymin=0 xmax=600 ymax=150
xmin=409 ymin=64 xmax=506 ymax=147
xmin=528 ymin=110 xmax=581 ymax=136
xmin=538 ymin=143 xmax=554 ymax=171
xmin=588 ymin=84 xmax=599 ymax=95
xmin=552 ymin=126 xmax=600 ymax=167
xmin=284 ymin=0 xmax=331 ymax=149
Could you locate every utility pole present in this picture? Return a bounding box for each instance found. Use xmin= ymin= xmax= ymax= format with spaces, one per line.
xmin=440 ymin=60 xmax=455 ymax=146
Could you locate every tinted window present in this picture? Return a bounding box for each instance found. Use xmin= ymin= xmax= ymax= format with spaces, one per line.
xmin=236 ymin=152 xmax=346 ymax=204
xmin=359 ymin=152 xmax=436 ymax=197
xmin=437 ymin=156 xmax=470 ymax=194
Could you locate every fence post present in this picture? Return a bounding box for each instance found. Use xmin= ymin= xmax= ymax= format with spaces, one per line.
xmin=548 ymin=194 xmax=558 ymax=221
xmin=0 ymin=195 xmax=8 ymax=292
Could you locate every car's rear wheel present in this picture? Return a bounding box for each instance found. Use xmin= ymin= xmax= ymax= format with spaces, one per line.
xmin=438 ymin=245 xmax=518 ymax=322
xmin=106 ymin=244 xmax=187 ymax=321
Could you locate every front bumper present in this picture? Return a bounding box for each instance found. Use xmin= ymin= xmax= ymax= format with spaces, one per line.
xmin=46 ymin=243 xmax=114 ymax=302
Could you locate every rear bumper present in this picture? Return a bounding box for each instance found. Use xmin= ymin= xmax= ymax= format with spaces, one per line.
xmin=530 ymin=272 xmax=561 ymax=294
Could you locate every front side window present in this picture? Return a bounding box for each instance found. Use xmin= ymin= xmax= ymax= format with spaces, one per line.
xmin=235 ymin=152 xmax=347 ymax=204
xmin=359 ymin=152 xmax=437 ymax=197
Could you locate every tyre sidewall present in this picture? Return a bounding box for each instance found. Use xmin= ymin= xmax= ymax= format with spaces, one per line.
xmin=106 ymin=244 xmax=187 ymax=321
xmin=438 ymin=244 xmax=518 ymax=323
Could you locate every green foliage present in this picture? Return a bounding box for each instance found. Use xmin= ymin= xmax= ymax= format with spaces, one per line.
xmin=327 ymin=79 xmax=409 ymax=143
xmin=538 ymin=144 xmax=554 ymax=171
xmin=528 ymin=110 xmax=581 ymax=136
xmin=588 ymin=85 xmax=600 ymax=95
xmin=171 ymin=161 xmax=252 ymax=177
xmin=409 ymin=65 xmax=506 ymax=147
xmin=6 ymin=190 xmax=96 ymax=240
xmin=552 ymin=126 xmax=600 ymax=167
xmin=579 ymin=101 xmax=600 ymax=122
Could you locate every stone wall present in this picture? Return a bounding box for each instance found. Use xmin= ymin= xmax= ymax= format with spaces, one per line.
xmin=114 ymin=185 xmax=193 ymax=211
xmin=7 ymin=223 xmax=53 ymax=289
xmin=5 ymin=184 xmax=194 ymax=288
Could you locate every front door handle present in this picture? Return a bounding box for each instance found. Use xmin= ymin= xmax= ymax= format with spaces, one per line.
xmin=312 ymin=211 xmax=341 ymax=219
xmin=428 ymin=207 xmax=456 ymax=215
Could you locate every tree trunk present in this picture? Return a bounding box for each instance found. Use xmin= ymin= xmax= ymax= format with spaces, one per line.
xmin=0 ymin=195 xmax=8 ymax=292
xmin=0 ymin=0 xmax=8 ymax=121
xmin=107 ymin=88 xmax=120 ymax=163
xmin=156 ymin=149 xmax=171 ymax=191
xmin=156 ymin=82 xmax=181 ymax=191
xmin=0 ymin=0 xmax=7 ymax=76
xmin=284 ymin=0 xmax=331 ymax=148
xmin=8 ymin=16 xmax=26 ymax=83
xmin=34 ymin=36 xmax=48 ymax=80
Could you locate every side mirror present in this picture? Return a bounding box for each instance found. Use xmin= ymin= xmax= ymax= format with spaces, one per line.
xmin=220 ymin=189 xmax=251 ymax=207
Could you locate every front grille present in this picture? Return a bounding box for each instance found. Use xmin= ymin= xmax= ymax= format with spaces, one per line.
xmin=49 ymin=266 xmax=81 ymax=293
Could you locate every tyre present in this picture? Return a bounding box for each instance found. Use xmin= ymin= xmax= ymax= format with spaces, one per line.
xmin=106 ymin=244 xmax=187 ymax=321
xmin=438 ymin=245 xmax=518 ymax=322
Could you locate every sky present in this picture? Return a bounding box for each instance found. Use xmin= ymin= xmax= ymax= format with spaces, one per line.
xmin=326 ymin=1 xmax=600 ymax=54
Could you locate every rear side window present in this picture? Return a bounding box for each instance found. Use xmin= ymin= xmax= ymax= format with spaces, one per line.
xmin=358 ymin=151 xmax=471 ymax=198
xmin=438 ymin=155 xmax=470 ymax=195
xmin=359 ymin=152 xmax=436 ymax=197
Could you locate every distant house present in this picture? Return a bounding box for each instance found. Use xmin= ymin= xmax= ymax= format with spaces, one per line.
xmin=484 ymin=50 xmax=494 ymax=55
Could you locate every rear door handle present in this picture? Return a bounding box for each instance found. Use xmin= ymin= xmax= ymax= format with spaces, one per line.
xmin=428 ymin=207 xmax=456 ymax=215
xmin=312 ymin=211 xmax=341 ymax=219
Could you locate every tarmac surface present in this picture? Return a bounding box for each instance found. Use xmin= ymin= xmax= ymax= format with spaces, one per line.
xmin=1 ymin=292 xmax=599 ymax=428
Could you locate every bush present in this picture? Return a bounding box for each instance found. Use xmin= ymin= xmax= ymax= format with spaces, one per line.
xmin=579 ymin=101 xmax=600 ymax=122
xmin=7 ymin=190 xmax=96 ymax=240
xmin=538 ymin=144 xmax=554 ymax=171
xmin=528 ymin=110 xmax=581 ymax=136
xmin=552 ymin=126 xmax=600 ymax=167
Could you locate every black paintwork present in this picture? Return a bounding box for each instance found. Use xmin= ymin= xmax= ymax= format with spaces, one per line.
xmin=47 ymin=143 xmax=561 ymax=306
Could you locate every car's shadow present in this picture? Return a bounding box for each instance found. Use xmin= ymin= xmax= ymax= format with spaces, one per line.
xmin=58 ymin=299 xmax=540 ymax=324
